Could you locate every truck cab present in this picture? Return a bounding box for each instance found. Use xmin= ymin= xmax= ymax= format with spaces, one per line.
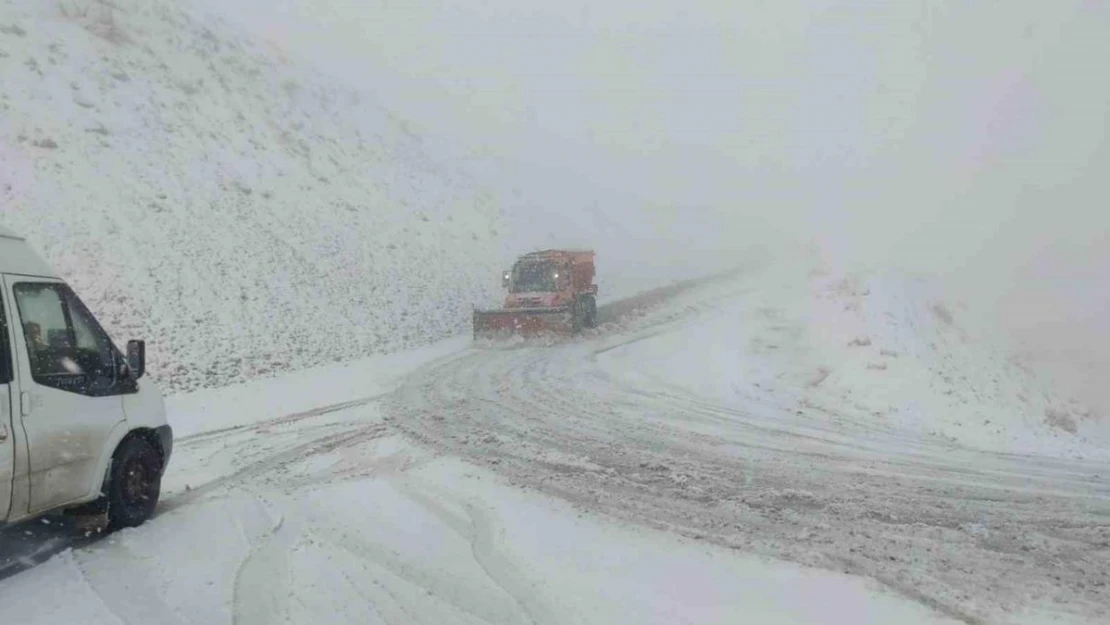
xmin=475 ymin=250 xmax=599 ymax=338
xmin=0 ymin=227 xmax=171 ymax=530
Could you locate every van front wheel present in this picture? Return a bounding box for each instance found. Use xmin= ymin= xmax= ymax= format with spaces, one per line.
xmin=107 ymin=437 xmax=163 ymax=530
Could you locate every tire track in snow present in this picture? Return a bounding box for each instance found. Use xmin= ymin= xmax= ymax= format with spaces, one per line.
xmin=161 ymin=423 xmax=391 ymax=514
xmin=72 ymin=540 xmax=197 ymax=625
xmin=177 ymin=395 xmax=386 ymax=446
xmin=393 ymin=478 xmax=555 ymax=625
xmin=232 ymin=509 xmax=290 ymax=625
xmin=0 ymin=529 xmax=84 ymax=583
xmin=69 ymin=552 xmax=129 ymax=625
xmin=307 ymin=504 xmax=530 ymax=625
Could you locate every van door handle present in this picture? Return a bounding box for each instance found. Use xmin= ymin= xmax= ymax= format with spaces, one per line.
xmin=0 ymin=424 xmax=7 ymax=442
xmin=20 ymin=392 xmax=31 ymax=417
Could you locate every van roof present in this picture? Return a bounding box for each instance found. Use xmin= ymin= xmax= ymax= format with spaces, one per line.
xmin=0 ymin=226 xmax=58 ymax=278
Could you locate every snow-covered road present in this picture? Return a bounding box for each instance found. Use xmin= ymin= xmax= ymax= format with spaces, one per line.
xmin=1 ymin=271 xmax=1107 ymax=625
xmin=386 ymin=275 xmax=1110 ymax=625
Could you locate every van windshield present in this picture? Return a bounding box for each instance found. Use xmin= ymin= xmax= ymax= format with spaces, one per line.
xmin=511 ymin=262 xmax=556 ymax=293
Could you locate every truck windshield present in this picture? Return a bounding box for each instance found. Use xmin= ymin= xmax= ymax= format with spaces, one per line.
xmin=511 ymin=262 xmax=556 ymax=293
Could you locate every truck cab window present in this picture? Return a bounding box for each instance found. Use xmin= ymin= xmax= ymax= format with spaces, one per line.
xmin=13 ymin=283 xmax=127 ymax=396
xmin=511 ymin=262 xmax=556 ymax=293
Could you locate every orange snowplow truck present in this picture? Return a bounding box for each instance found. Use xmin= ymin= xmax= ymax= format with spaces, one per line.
xmin=473 ymin=250 xmax=599 ymax=339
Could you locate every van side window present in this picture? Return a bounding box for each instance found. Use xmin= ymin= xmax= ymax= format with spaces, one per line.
xmin=12 ymin=283 xmax=133 ymax=397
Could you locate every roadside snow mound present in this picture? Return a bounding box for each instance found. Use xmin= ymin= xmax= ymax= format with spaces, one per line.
xmin=0 ymin=0 xmax=504 ymax=392
xmin=601 ymin=269 xmax=1110 ymax=460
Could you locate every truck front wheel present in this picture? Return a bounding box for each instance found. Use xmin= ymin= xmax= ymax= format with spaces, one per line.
xmin=106 ymin=436 xmax=163 ymax=530
xmin=572 ymin=298 xmax=584 ymax=333
xmin=583 ymin=295 xmax=598 ymax=329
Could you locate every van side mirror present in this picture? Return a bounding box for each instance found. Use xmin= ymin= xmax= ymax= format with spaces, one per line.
xmin=126 ymin=340 xmax=146 ymax=380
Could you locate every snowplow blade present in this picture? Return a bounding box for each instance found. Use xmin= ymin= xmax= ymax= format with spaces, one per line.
xmin=473 ymin=307 xmax=574 ymax=340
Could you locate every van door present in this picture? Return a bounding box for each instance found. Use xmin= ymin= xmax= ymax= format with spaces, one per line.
xmin=5 ymin=277 xmax=129 ymax=514
xmin=0 ymin=285 xmax=14 ymax=521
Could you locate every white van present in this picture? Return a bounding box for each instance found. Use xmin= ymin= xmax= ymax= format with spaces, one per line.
xmin=0 ymin=227 xmax=171 ymax=530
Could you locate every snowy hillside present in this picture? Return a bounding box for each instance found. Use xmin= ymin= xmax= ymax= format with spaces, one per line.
xmin=0 ymin=0 xmax=507 ymax=392
xmin=803 ymin=273 xmax=1109 ymax=456
xmin=599 ymin=267 xmax=1110 ymax=460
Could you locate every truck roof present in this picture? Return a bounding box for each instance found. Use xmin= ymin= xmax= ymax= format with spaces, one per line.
xmin=518 ymin=249 xmax=595 ymax=263
xmin=0 ymin=226 xmax=58 ymax=278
